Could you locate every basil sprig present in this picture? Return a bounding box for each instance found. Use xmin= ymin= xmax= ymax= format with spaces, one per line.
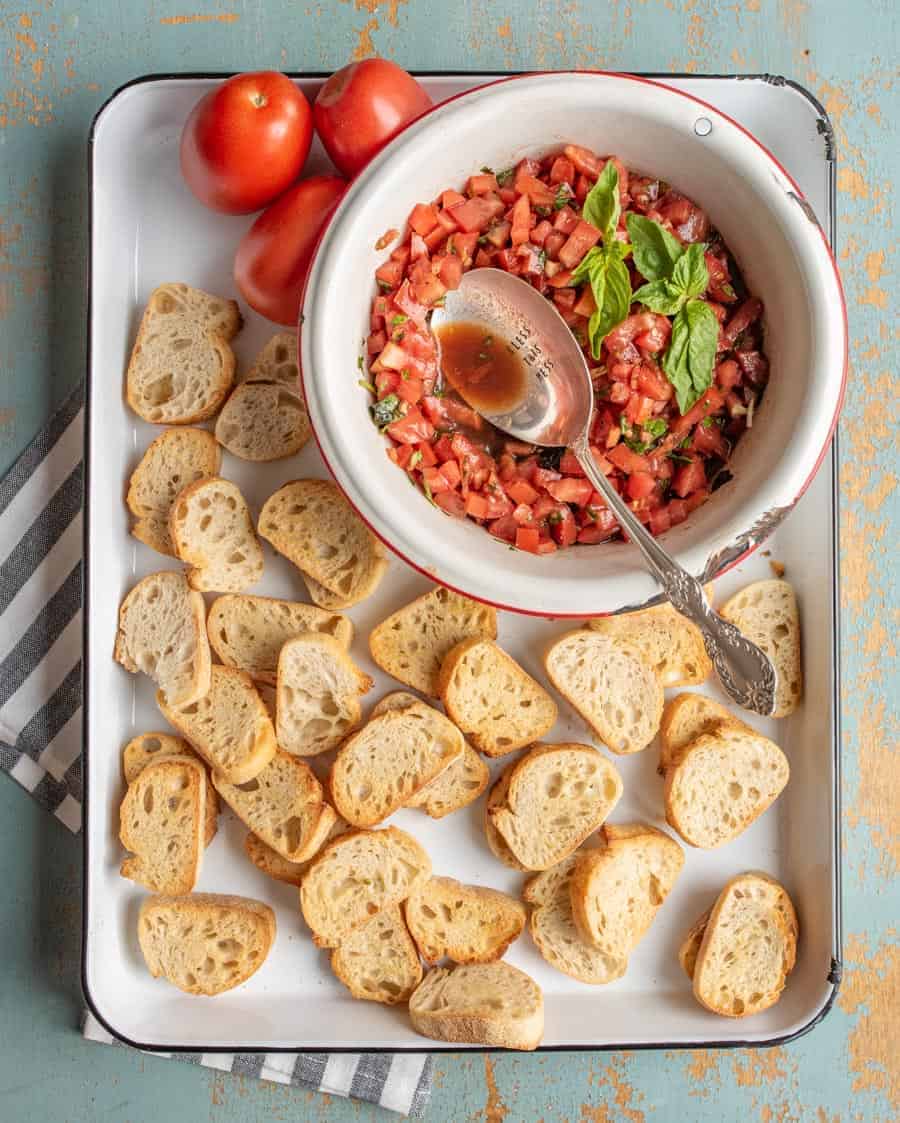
xmin=570 ymin=161 xmax=632 ymax=359
xmin=625 ymin=213 xmax=718 ymax=414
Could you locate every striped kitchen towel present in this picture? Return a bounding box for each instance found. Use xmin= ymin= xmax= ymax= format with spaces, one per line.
xmin=0 ymin=385 xmax=434 ymax=1119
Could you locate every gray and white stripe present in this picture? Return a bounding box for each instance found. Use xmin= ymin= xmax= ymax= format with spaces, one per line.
xmin=2 ymin=387 xmax=434 ymax=1117
xmin=82 ymin=1014 xmax=434 ymax=1117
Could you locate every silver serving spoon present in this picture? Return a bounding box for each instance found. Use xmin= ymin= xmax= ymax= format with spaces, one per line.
xmin=431 ymin=268 xmax=777 ymax=716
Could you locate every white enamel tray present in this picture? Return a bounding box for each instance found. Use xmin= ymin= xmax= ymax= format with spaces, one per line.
xmin=83 ymin=73 xmax=841 ymax=1053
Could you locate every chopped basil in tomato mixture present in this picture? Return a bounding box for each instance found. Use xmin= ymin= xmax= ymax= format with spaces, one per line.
xmin=362 ymin=144 xmax=768 ymax=553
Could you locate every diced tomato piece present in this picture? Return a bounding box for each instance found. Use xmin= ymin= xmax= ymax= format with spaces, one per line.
xmin=449 ymin=195 xmax=505 ymax=233
xmin=422 ymin=465 xmax=450 ymax=492
xmin=438 ymin=459 xmax=462 ymax=489
xmin=409 ymin=232 xmax=429 ymax=261
xmin=530 ymin=219 xmax=553 ymax=246
xmin=563 ymin=144 xmax=603 ymax=178
xmin=635 ymin=362 xmax=672 ymax=400
xmin=432 ymin=434 xmax=456 ymax=461
xmin=549 ymin=156 xmax=575 ymax=184
xmin=516 ymin=242 xmax=544 ymax=275
xmin=408 ymin=203 xmax=439 ymax=236
xmin=546 ymin=477 xmax=594 ymax=506
xmin=552 ymin=288 xmax=577 ymax=311
xmin=467 ymin=172 xmax=499 ymax=195
xmin=376 ymin=340 xmax=411 ymax=372
xmin=515 ymin=527 xmax=541 ymax=552
xmin=649 ymin=506 xmax=672 ymax=535
xmin=375 ymin=259 xmax=404 ymax=289
xmin=441 ymin=189 xmax=466 ymax=210
xmin=669 ymin=498 xmax=689 ymax=525
xmin=535 ymin=538 xmax=558 ymax=554
xmin=546 ymin=269 xmax=574 ymax=289
xmin=434 ymin=490 xmax=466 ymax=517
xmin=715 ymin=358 xmax=742 ymax=391
xmin=685 ymin=487 xmax=710 ymax=512
xmin=607 ymin=443 xmax=651 ymax=474
xmin=498 ymin=187 xmax=517 ymax=204
xmin=550 ymin=506 xmax=578 ymax=547
xmin=513 ymin=171 xmax=556 ymax=207
xmin=723 ymin=298 xmax=763 ymax=346
xmin=374 ymin=369 xmax=399 ymax=396
xmin=670 ymin=387 xmax=725 ymax=436
xmin=438 ymin=254 xmax=464 ymax=290
xmin=543 ymin=230 xmax=567 ymax=261
xmin=512 ymin=503 xmax=535 ymax=526
xmin=736 ymin=350 xmax=769 ymax=387
xmin=506 ymin=477 xmax=540 ymax=506
xmin=626 ymin=472 xmax=657 ymax=500
xmin=393 ymin=279 xmax=429 ymax=327
xmin=423 ymin=226 xmax=447 ymax=252
xmin=691 ymin=420 xmax=729 ymax=458
xmin=577 ymin=523 xmax=616 ymax=543
xmin=386 ymin=408 xmax=435 ymax=445
xmin=553 ymin=205 xmax=579 ymax=234
xmin=465 ymin=492 xmax=489 ymax=519
xmin=624 ymin=393 xmax=654 ymax=425
xmin=558 ymin=220 xmax=602 ymax=269
xmin=448 ymin=231 xmax=479 ymax=262
xmin=435 ymin=208 xmax=459 ymax=235
xmin=573 ymin=286 xmax=597 ymax=317
xmin=481 ymin=220 xmax=510 ymax=249
xmin=411 ymin=271 xmax=447 ymax=307
xmin=488 ymin=514 xmax=518 ymax=542
xmin=672 ymin=457 xmax=707 ymax=497
xmin=559 ymin=450 xmax=586 ymax=477
xmin=509 ymin=194 xmax=532 ymax=247
xmin=415 ymin=439 xmax=438 ymax=466
xmin=367 ymin=330 xmax=387 ymax=355
xmin=389 ymin=443 xmax=414 ymax=469
xmin=395 ymin=376 xmax=424 ymax=404
xmin=532 ymin=466 xmax=563 ymax=487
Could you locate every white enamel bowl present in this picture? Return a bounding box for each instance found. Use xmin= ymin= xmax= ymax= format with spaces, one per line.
xmin=301 ymin=72 xmax=847 ymax=617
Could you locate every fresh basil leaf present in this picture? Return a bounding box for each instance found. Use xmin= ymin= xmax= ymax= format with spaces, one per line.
xmin=587 ymin=253 xmax=632 ymax=359
xmin=670 ymin=242 xmax=709 ymax=300
xmin=632 ymin=279 xmax=684 ymax=316
xmin=570 ymin=245 xmax=604 ymax=286
xmin=626 ymin=213 xmax=684 ymax=282
xmin=606 ymin=238 xmax=632 ymax=261
xmin=662 ymin=306 xmax=694 ymax=414
xmin=582 ymin=160 xmax=620 ymax=241
xmin=644 ymin=417 xmax=668 ymax=438
xmin=685 ymin=298 xmax=719 ymax=399
xmin=371 ymin=393 xmax=403 ymax=429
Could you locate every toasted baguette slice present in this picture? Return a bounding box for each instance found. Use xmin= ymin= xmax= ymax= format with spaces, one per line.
xmin=664 ymin=723 xmax=790 ymax=848
xmin=483 ymin=769 xmax=529 ymax=872
xmin=300 ymin=571 xmax=361 ymax=610
xmin=244 ymin=817 xmax=347 ymax=886
xmin=138 ymin=893 xmax=274 ymax=996
xmin=169 ymin=477 xmax=263 ymax=592
xmin=524 ymin=856 xmax=628 ymax=985
xmin=678 ymin=908 xmax=712 ymax=980
xmin=544 ymin=630 xmax=662 ymax=755
xmin=330 ymin=905 xmax=423 ymax=1005
xmin=213 ymin=748 xmax=336 ymax=862
xmin=126 ymin=428 xmax=221 ymax=556
xmin=119 ymin=756 xmax=206 ymax=894
xmin=259 ymin=480 xmax=386 ymax=606
xmin=372 ymin=692 xmax=490 ymax=819
xmin=276 ymin=633 xmax=372 ymax=757
xmin=122 ymin=732 xmax=217 ymax=846
xmin=158 ymin=665 xmax=276 ymax=784
xmin=215 ymin=380 xmax=310 ymax=461
xmin=691 ymin=873 xmax=799 ymax=1017
xmin=300 ymin=827 xmax=431 ymax=948
xmin=409 ymin=961 xmax=544 ymax=1051
xmin=719 ymin=580 xmax=802 ymax=717
xmin=488 ymin=743 xmax=623 ymax=871
xmin=208 ymin=594 xmax=352 ymax=685
xmin=114 ymin=570 xmax=211 ymax=707
xmin=147 ymin=282 xmax=242 ymax=341
xmin=236 ymin=331 xmax=298 ymax=385
xmin=588 ymin=601 xmax=711 ymax=687
xmin=331 ymin=702 xmax=464 ymax=827
xmin=405 ymin=876 xmax=526 ymax=964
xmin=438 ymin=638 xmax=557 ymax=757
xmin=658 ymin=693 xmax=751 ymax=774
xmin=370 ymin=586 xmax=498 ymax=696
xmin=126 ymin=309 xmax=235 ymax=425
xmin=570 ymin=823 xmax=684 ymax=954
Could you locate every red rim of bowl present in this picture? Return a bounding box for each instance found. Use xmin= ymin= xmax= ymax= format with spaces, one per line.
xmin=299 ymin=69 xmax=848 ymax=619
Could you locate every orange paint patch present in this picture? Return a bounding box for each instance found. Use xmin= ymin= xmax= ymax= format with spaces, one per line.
xmin=731 ymin=1048 xmax=788 ymax=1087
xmin=482 ymin=1056 xmax=508 ymax=1122
xmin=839 ymin=930 xmax=900 ymax=1109
xmin=864 ymin=249 xmax=886 ymax=283
xmin=351 ymin=16 xmax=379 ymax=59
xmin=18 ymin=13 xmax=32 ymax=27
xmin=845 ymin=694 xmax=900 ymax=879
xmin=859 ymin=286 xmax=888 ymax=308
xmin=580 ymin=1056 xmax=645 ymax=1122
xmin=837 ymin=167 xmax=868 ymax=199
xmin=497 ymin=17 xmax=512 ymax=38
xmin=159 ymin=13 xmax=240 ymax=25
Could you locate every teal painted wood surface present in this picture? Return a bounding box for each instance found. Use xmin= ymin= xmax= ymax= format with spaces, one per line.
xmin=0 ymin=1 xmax=897 ymax=1119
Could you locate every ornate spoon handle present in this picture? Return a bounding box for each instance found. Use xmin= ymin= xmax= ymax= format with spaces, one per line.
xmin=573 ymin=435 xmax=777 ymax=716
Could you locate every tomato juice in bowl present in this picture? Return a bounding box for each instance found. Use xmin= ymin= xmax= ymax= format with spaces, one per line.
xmin=300 ymin=73 xmax=847 ymax=617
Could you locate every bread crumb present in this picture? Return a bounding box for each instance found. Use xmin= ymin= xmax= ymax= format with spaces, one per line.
xmin=769 ymin=560 xmax=786 ymax=578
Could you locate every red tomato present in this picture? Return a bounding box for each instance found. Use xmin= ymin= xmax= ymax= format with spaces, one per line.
xmin=234 ymin=175 xmax=346 ymax=325
xmin=314 ymin=58 xmax=431 ymax=178
xmin=180 ymin=72 xmax=313 ymax=215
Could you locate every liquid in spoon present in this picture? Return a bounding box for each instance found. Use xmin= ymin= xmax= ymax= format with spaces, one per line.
xmin=435 ymin=322 xmax=527 ymax=415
